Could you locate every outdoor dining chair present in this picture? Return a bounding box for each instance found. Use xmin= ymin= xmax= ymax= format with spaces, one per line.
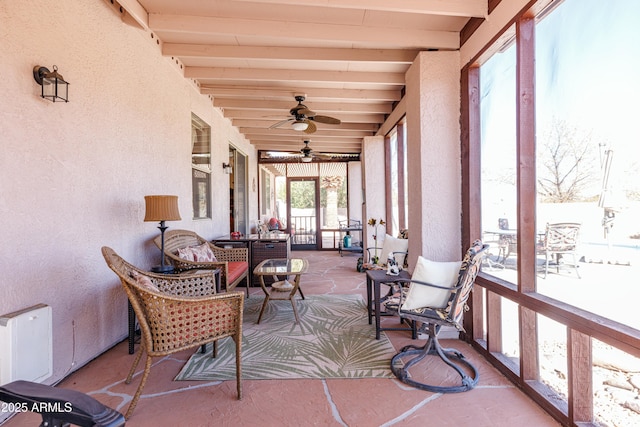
xmin=538 ymin=222 xmax=581 ymax=278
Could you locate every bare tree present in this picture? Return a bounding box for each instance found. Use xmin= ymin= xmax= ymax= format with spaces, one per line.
xmin=537 ymin=119 xmax=598 ymax=203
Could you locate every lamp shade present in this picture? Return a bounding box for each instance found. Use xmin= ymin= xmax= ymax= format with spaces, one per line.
xmin=144 ymin=195 xmax=181 ymax=222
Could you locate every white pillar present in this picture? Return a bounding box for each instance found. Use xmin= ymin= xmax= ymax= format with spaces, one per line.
xmin=361 ymin=135 xmax=386 ymax=256
xmin=405 ymin=51 xmax=462 ymax=267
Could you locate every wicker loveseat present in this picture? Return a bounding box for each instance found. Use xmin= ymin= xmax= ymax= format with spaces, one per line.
xmin=155 ymin=229 xmax=249 ymax=295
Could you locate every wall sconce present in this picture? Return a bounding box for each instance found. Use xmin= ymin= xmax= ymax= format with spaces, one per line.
xmin=33 ymin=65 xmax=69 ymax=102
xmin=222 ymin=163 xmax=233 ymax=174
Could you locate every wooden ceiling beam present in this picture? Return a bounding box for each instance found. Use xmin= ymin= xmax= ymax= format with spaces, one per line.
xmin=244 ymin=134 xmax=363 ymax=143
xmin=201 ymin=86 xmax=402 ymax=102
xmin=186 ymin=67 xmax=405 ymax=85
xmin=227 ymin=0 xmax=487 ymax=18
xmin=226 ymin=109 xmax=385 ymax=123
xmin=163 ymin=44 xmax=418 ymax=64
xmin=253 ymin=142 xmax=361 ymax=153
xmin=214 ymin=99 xmax=392 ymax=114
xmin=238 ymin=127 xmax=373 ymax=138
xmin=149 ymin=14 xmax=459 ymax=49
xmin=232 ymin=119 xmax=379 ymax=132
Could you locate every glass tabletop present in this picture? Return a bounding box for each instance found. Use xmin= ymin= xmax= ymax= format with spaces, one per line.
xmin=254 ymin=258 xmax=308 ymax=275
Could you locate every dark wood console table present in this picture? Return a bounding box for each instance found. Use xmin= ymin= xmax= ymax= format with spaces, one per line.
xmin=213 ymin=233 xmax=291 ymax=288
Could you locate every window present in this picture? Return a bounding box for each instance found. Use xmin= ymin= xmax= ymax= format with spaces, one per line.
xmin=479 ymin=36 xmax=518 ymax=282
xmin=191 ymin=114 xmax=211 ymax=219
xmin=260 ymin=167 xmax=271 ymax=218
xmin=465 ymin=1 xmax=640 ymax=425
xmin=535 ymin=0 xmax=640 ymax=328
xmin=386 ymin=119 xmax=407 ymax=236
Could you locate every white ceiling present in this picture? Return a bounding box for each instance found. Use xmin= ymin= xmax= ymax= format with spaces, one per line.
xmin=117 ymin=0 xmax=487 ymax=154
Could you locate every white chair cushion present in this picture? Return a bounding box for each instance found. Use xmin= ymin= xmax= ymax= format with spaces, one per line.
xmin=401 ymin=256 xmax=461 ymax=310
xmin=379 ymin=234 xmax=408 ymax=266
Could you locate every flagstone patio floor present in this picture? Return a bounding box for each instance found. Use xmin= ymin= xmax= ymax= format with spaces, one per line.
xmin=3 ymin=250 xmax=560 ymax=427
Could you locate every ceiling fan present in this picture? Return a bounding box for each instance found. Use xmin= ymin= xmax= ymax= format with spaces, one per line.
xmin=298 ymin=140 xmax=334 ymax=162
xmin=300 ymin=140 xmax=314 ymax=162
xmin=270 ymin=95 xmax=341 ymax=134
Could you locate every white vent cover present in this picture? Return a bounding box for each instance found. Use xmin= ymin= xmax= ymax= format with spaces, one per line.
xmin=0 ymin=303 xmax=52 ymax=386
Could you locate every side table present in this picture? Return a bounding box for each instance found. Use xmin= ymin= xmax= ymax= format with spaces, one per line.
xmin=253 ymin=258 xmax=308 ymax=324
xmin=365 ymin=269 xmax=416 ymax=340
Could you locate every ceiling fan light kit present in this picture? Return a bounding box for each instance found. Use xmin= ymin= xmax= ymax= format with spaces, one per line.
xmin=291 ymin=120 xmax=309 ymax=131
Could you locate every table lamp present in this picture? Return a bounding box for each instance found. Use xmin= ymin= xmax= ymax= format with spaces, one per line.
xmin=144 ymin=195 xmax=181 ymax=273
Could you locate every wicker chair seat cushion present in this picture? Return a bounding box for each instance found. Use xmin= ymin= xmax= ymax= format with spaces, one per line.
xmin=385 ymin=292 xmax=449 ymax=323
xmin=177 ymin=243 xmax=217 ymax=262
xmin=227 ymin=261 xmax=249 ymax=283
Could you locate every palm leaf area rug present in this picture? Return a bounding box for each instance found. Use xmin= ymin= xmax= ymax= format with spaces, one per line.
xmin=175 ymin=294 xmax=397 ymax=380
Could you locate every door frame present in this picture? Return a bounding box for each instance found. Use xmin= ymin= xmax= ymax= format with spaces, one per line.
xmin=287 ymin=177 xmax=320 ymax=250
xmin=229 ymin=147 xmax=248 ymax=234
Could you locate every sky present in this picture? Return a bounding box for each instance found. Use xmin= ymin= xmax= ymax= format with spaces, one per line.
xmin=480 ymin=0 xmax=640 ymax=199
xmin=535 ymin=0 xmax=640 ymax=148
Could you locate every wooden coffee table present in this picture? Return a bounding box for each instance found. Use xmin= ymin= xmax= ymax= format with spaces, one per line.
xmin=253 ymin=258 xmax=308 ymax=324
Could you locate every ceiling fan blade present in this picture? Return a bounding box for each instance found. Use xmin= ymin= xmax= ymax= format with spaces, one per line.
xmin=269 ymin=118 xmax=293 ymax=129
xmin=297 ymin=107 xmax=315 ymax=117
xmin=303 ymin=120 xmax=317 ymax=134
xmin=310 ymin=115 xmax=341 ymax=125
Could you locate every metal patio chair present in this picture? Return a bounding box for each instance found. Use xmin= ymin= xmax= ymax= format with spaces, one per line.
xmin=538 ymin=222 xmax=581 ymax=278
xmin=386 ymin=240 xmax=488 ymax=393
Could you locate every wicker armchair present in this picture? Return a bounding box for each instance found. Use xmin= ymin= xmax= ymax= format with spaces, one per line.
xmin=155 ymin=229 xmax=249 ymax=295
xmin=101 ymin=247 xmax=244 ymax=419
xmin=385 ymin=240 xmax=488 ymax=393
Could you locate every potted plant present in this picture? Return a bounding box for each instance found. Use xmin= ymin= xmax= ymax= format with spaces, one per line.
xmin=367 ymin=218 xmax=386 ymax=264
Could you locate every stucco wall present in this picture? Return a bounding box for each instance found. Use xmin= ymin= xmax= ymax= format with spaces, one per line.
xmin=361 ymin=136 xmax=386 ymax=253
xmin=405 ymin=51 xmax=462 ymax=266
xmin=0 ymin=0 xmax=255 ymax=385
